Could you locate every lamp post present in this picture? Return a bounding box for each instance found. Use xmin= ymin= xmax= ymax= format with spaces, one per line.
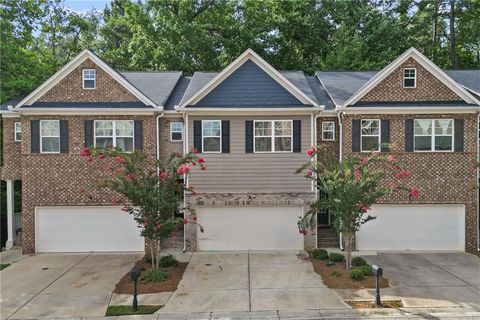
xmin=130 ymin=266 xmax=141 ymax=311
xmin=372 ymin=264 xmax=383 ymax=307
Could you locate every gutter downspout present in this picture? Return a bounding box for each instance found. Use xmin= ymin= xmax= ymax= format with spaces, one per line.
xmin=337 ymin=110 xmax=344 ymax=251
xmin=478 ymin=113 xmax=479 ymax=252
xmin=313 ymin=112 xmax=322 ymax=249
xmin=182 ymin=111 xmax=188 ymax=252
xmin=156 ymin=112 xmax=164 ymax=174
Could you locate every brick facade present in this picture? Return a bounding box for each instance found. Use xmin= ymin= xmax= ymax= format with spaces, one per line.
xmin=342 ymin=113 xmax=478 ymax=253
xmin=184 ymin=193 xmax=317 ymax=251
xmin=316 ymin=117 xmax=340 ymax=162
xmin=0 ymin=118 xmax=22 ymax=180
xmin=19 ymin=114 xmax=157 ymax=253
xmin=359 ymin=58 xmax=461 ymax=102
xmin=158 ymin=117 xmax=183 ymax=163
xmin=38 ymin=59 xmax=140 ymax=103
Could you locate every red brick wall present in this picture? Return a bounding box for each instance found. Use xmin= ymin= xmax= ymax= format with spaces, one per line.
xmin=342 ymin=113 xmax=478 ymax=253
xmin=158 ymin=117 xmax=183 ymax=163
xmin=1 ymin=118 xmax=22 ymax=180
xmin=20 ymin=114 xmax=157 ymax=253
xmin=359 ymin=58 xmax=461 ymax=102
xmin=316 ymin=117 xmax=340 ymax=164
xmin=38 ymin=59 xmax=140 ymax=103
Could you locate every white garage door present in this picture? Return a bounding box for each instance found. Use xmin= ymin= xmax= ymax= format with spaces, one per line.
xmin=198 ymin=206 xmax=304 ymax=251
xmin=36 ymin=207 xmax=144 ymax=252
xmin=357 ymin=205 xmax=465 ymax=251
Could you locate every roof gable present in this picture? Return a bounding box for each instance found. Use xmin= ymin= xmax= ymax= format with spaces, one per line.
xmin=14 ymin=49 xmax=157 ymax=109
xmin=343 ymin=48 xmax=480 ymax=107
xmin=179 ymin=49 xmax=319 ymax=108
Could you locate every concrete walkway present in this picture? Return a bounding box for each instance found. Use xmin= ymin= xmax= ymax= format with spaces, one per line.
xmin=0 ymin=251 xmax=142 ymax=319
xmin=159 ymin=251 xmax=349 ymax=313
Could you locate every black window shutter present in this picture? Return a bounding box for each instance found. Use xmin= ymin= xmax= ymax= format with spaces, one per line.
xmin=405 ymin=119 xmax=414 ymax=152
xmin=193 ymin=120 xmax=202 ymax=152
xmin=221 ymin=120 xmax=230 ymax=153
xmin=84 ymin=120 xmax=94 ymax=147
xmin=454 ymin=119 xmax=464 ymax=152
xmin=245 ymin=120 xmax=253 ymax=153
xmin=134 ymin=120 xmax=143 ymax=150
xmin=352 ymin=120 xmax=361 ymax=152
xmin=31 ymin=120 xmax=40 ymax=153
xmin=293 ymin=120 xmax=301 ymax=153
xmin=60 ymin=120 xmax=69 ymax=153
xmin=380 ymin=119 xmax=390 ymax=152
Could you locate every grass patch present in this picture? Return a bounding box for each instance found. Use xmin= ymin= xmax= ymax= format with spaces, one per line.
xmin=0 ymin=264 xmax=11 ymax=271
xmin=105 ymin=305 xmax=161 ymax=316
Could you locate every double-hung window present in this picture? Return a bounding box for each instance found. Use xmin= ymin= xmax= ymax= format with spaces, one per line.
xmin=95 ymin=120 xmax=134 ymax=152
xmin=254 ymin=120 xmax=292 ymax=152
xmin=202 ymin=120 xmax=221 ymax=152
xmin=403 ymin=68 xmax=416 ymax=88
xmin=322 ymin=121 xmax=335 ymax=141
xmin=14 ymin=122 xmax=21 ymax=141
xmin=360 ymin=119 xmax=380 ymax=152
xmin=40 ymin=120 xmax=60 ymax=153
xmin=414 ymin=119 xmax=453 ymax=151
xmin=170 ymin=122 xmax=183 ymax=141
xmin=83 ymin=69 xmax=96 ymax=89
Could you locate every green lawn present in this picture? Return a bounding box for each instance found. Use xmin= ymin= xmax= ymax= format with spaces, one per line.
xmin=105 ymin=305 xmax=161 ymax=316
xmin=0 ymin=264 xmax=11 ymax=271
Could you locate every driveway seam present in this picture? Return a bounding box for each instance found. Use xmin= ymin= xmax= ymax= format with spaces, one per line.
xmin=432 ymin=263 xmax=473 ymax=287
xmin=6 ymin=253 xmax=92 ymax=320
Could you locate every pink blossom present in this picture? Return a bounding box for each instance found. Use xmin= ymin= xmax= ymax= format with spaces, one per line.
xmin=125 ymin=173 xmax=135 ymax=181
xmin=80 ymin=147 xmax=91 ymax=157
xmin=409 ymin=187 xmax=420 ymax=198
xmin=121 ymin=206 xmax=130 ymax=212
xmin=387 ymin=155 xmax=395 ymax=163
xmin=354 ymin=169 xmax=361 ymax=181
xmin=395 ymin=171 xmax=412 ymax=179
xmin=115 ymin=156 xmax=125 ymax=165
xmin=159 ymin=171 xmax=168 ymax=182
xmin=111 ymin=199 xmax=120 ymax=205
xmin=183 ymin=218 xmax=188 ymax=225
xmin=306 ymin=171 xmax=313 ymax=177
xmin=306 ymin=147 xmax=316 ymax=157
xmin=198 ymin=157 xmax=205 ymax=164
xmin=192 ymin=216 xmax=198 ymax=221
xmin=360 ymin=157 xmax=369 ymax=166
xmin=200 ymin=166 xmax=206 ymax=171
xmin=178 ymin=164 xmax=190 ymax=174
xmin=356 ymin=202 xmax=370 ymax=213
xmin=98 ymin=153 xmax=106 ymax=160
xmin=193 ymin=148 xmax=199 ymax=154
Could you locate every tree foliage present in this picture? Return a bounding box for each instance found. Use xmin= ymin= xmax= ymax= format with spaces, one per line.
xmin=1 ymin=0 xmax=479 ymax=103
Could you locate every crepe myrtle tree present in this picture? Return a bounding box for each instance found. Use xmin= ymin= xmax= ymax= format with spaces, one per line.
xmin=297 ymin=146 xmax=420 ymax=269
xmin=80 ymin=146 xmax=206 ymax=270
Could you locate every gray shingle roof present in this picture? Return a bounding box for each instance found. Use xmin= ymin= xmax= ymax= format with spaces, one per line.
xmin=0 ymin=96 xmax=27 ymax=111
xmin=164 ymin=76 xmax=191 ymax=110
xmin=120 ymin=71 xmax=182 ymax=106
xmin=444 ymin=70 xmax=480 ymax=93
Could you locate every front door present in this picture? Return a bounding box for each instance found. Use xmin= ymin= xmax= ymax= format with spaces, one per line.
xmin=317 ymin=209 xmax=330 ymax=228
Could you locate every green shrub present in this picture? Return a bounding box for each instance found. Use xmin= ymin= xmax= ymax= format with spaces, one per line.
xmin=328 ymin=253 xmax=345 ymax=262
xmin=331 ymin=270 xmax=342 ymax=277
xmin=311 ymin=249 xmax=328 ymax=260
xmin=357 ymin=264 xmax=373 ymax=276
xmin=139 ymin=269 xmax=167 ymax=284
xmin=351 ymin=257 xmax=367 ymax=267
xmin=349 ymin=267 xmax=365 ymax=280
xmin=159 ymin=254 xmax=179 ymax=268
xmin=143 ymin=255 xmax=153 ymax=264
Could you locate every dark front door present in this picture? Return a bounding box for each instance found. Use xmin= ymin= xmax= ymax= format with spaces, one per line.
xmin=317 ymin=209 xmax=330 ymax=228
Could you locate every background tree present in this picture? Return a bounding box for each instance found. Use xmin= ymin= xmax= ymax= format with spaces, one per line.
xmin=297 ymin=147 xmax=420 ymax=269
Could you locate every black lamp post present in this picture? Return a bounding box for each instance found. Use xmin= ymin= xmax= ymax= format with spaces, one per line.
xmin=130 ymin=266 xmax=141 ymax=311
xmin=372 ymin=264 xmax=383 ymax=307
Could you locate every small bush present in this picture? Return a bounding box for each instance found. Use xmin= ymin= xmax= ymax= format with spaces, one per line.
xmin=351 ymin=257 xmax=367 ymax=267
xmin=349 ymin=267 xmax=365 ymax=280
xmin=159 ymin=254 xmax=179 ymax=268
xmin=311 ymin=249 xmax=328 ymax=260
xmin=139 ymin=269 xmax=167 ymax=284
xmin=331 ymin=270 xmax=342 ymax=277
xmin=328 ymin=253 xmax=345 ymax=262
xmin=357 ymin=264 xmax=373 ymax=276
xmin=143 ymin=255 xmax=153 ymax=264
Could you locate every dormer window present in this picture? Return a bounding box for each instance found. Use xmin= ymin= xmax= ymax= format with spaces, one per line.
xmin=83 ymin=69 xmax=96 ymax=89
xmin=403 ymin=68 xmax=416 ymax=88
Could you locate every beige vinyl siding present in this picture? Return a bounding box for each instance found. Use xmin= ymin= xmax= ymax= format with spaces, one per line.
xmin=188 ymin=115 xmax=312 ymax=192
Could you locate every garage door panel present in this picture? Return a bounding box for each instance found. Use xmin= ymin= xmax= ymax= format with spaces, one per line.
xmin=198 ymin=206 xmax=303 ymax=251
xmin=36 ymin=207 xmax=144 ymax=252
xmin=357 ymin=205 xmax=465 ymax=251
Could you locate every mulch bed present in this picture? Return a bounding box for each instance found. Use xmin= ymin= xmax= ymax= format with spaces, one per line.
xmin=346 ymin=300 xmax=403 ymax=309
xmin=310 ymin=258 xmax=389 ymax=289
xmin=114 ymin=259 xmax=188 ymax=294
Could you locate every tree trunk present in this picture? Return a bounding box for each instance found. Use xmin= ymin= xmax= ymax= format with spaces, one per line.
xmin=150 ymin=243 xmax=156 ymax=270
xmin=344 ymin=232 xmax=355 ymax=270
xmin=449 ymin=0 xmax=458 ymax=68
xmin=156 ymin=238 xmax=161 ymax=270
xmin=432 ymin=0 xmax=439 ymax=63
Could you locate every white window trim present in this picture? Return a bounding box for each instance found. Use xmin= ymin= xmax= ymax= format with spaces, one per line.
xmin=170 ymin=122 xmax=183 ymax=142
xmin=403 ymin=68 xmax=416 ymax=88
xmin=40 ymin=120 xmax=60 ymax=153
xmin=201 ymin=120 xmax=222 ymax=153
xmin=360 ymin=119 xmax=381 ymax=152
xmin=14 ymin=122 xmax=21 ymax=142
xmin=321 ymin=121 xmax=335 ymax=141
xmin=82 ymin=69 xmax=96 ymax=89
xmin=413 ymin=119 xmax=454 ymax=152
xmin=94 ymin=120 xmax=135 ymax=153
xmin=253 ymin=120 xmax=293 ymax=153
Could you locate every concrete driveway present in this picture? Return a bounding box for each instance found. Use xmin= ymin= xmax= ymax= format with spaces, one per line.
xmin=0 ymin=251 xmax=142 ymax=319
xmin=364 ymin=252 xmax=480 ymax=310
xmin=160 ymin=251 xmax=349 ymax=313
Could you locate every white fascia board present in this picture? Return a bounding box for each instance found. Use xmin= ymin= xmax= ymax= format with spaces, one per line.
xmin=15 ymin=49 xmax=157 ymax=109
xmin=343 ymin=106 xmax=480 ymax=114
xmin=342 ymin=47 xmax=480 ymax=107
xmin=180 ymin=49 xmax=319 ymax=108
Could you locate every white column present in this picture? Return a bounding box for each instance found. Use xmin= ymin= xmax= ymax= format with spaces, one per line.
xmin=6 ymin=180 xmax=15 ymax=249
